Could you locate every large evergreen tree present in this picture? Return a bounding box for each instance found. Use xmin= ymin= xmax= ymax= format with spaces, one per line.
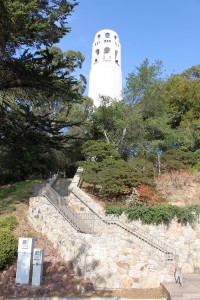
xmin=0 ymin=0 xmax=89 ymax=181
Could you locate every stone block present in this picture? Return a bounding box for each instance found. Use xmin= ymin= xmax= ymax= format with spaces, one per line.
xmin=116 ymin=261 xmax=130 ymax=270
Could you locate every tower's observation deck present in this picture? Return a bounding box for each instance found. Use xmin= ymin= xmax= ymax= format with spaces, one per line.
xmin=88 ymin=29 xmax=122 ymax=107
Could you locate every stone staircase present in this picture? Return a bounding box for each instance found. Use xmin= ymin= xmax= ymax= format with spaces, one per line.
xmin=32 ymin=173 xmax=200 ymax=294
xmin=52 ymin=177 xmax=71 ymax=196
xmin=41 ymin=183 xmax=96 ymax=233
xmin=43 ymin=177 xmax=177 ymax=261
xmin=32 ymin=171 xmax=200 ymax=300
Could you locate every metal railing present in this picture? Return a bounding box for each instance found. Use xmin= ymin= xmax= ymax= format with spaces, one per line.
xmin=42 ymin=184 xmax=95 ymax=234
xmin=40 ymin=176 xmax=177 ymax=260
xmin=174 ymin=258 xmax=183 ymax=287
xmin=70 ymin=187 xmax=177 ymax=261
xmin=105 ymin=219 xmax=176 ymax=260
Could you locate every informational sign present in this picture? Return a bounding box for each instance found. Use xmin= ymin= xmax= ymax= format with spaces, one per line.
xmin=32 ymin=248 xmax=44 ymax=286
xmin=16 ymin=238 xmax=35 ymax=284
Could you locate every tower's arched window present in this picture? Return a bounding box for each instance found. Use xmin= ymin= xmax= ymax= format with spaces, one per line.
xmin=97 ymin=34 xmax=101 ymax=39
xmin=105 ymin=32 xmax=110 ymax=38
xmin=104 ymin=47 xmax=110 ymax=61
xmin=94 ymin=49 xmax=100 ymax=63
xmin=115 ymin=50 xmax=119 ymax=64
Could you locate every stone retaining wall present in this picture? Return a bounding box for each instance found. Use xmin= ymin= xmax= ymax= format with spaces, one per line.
xmin=125 ymin=218 xmax=200 ymax=274
xmin=29 ymin=196 xmax=174 ymax=289
xmin=29 ymin=168 xmax=200 ymax=289
xmin=69 ymin=168 xmax=200 ymax=274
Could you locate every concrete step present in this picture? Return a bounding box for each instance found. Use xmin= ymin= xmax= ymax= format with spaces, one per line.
xmin=162 ymin=274 xmax=200 ymax=300
xmin=52 ymin=178 xmax=71 ymax=196
xmin=171 ymin=294 xmax=200 ymax=300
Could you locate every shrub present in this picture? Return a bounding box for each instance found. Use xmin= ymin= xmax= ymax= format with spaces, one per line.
xmin=0 ymin=228 xmax=17 ymax=270
xmin=105 ymin=204 xmax=200 ymax=226
xmin=162 ymin=150 xmax=198 ymax=171
xmin=82 ymin=155 xmax=155 ymax=197
xmin=0 ymin=216 xmax=18 ymax=231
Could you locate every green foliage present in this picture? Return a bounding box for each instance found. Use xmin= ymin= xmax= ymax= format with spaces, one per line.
xmin=0 ymin=228 xmax=17 ymax=270
xmin=82 ymin=140 xmax=120 ymax=162
xmin=163 ymin=73 xmax=200 ymax=129
xmin=181 ymin=65 xmax=200 ymax=80
xmin=81 ymin=142 xmax=154 ymax=197
xmin=105 ymin=204 xmax=200 ymax=226
xmin=97 ymin=159 xmax=138 ymax=194
xmin=1 ymin=0 xmax=78 ymax=55
xmin=190 ymin=162 xmax=200 ymax=173
xmin=0 ymin=1 xmax=90 ymax=181
xmin=0 ymin=180 xmax=42 ymax=213
xmin=106 ymin=205 xmax=125 ymax=216
xmin=124 ymin=58 xmax=164 ymax=106
xmin=162 ymin=150 xmax=198 ymax=171
xmin=188 ymin=204 xmax=200 ymax=216
xmin=0 ymin=216 xmax=18 ymax=230
xmin=88 ymin=99 xmax=131 ymax=147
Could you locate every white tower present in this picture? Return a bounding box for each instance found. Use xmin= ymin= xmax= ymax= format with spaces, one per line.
xmin=88 ymin=29 xmax=122 ymax=107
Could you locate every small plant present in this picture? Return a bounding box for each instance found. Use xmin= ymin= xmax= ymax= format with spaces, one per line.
xmin=0 ymin=228 xmax=18 ymax=270
xmin=106 ymin=205 xmax=125 ymax=216
xmin=0 ymin=216 xmax=18 ymax=230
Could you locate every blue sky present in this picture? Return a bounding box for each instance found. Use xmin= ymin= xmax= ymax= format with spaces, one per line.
xmin=58 ymin=0 xmax=200 ymax=94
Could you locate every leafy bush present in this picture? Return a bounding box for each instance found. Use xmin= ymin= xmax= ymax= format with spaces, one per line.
xmin=0 ymin=228 xmax=18 ymax=270
xmin=105 ymin=204 xmax=200 ymax=226
xmin=82 ymin=153 xmax=154 ymax=197
xmin=190 ymin=162 xmax=200 ymax=173
xmin=82 ymin=140 xmax=120 ymax=162
xmin=0 ymin=216 xmax=18 ymax=230
xmin=106 ymin=205 xmax=125 ymax=216
xmin=162 ymin=150 xmax=198 ymax=171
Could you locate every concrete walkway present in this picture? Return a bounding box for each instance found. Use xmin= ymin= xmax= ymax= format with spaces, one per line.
xmin=162 ymin=274 xmax=200 ymax=299
xmin=52 ymin=178 xmax=71 ymax=196
xmin=5 ymin=298 xmax=166 ymax=300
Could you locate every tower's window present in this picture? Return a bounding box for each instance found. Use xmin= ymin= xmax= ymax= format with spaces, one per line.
xmin=114 ymin=35 xmax=117 ymax=40
xmin=105 ymin=32 xmax=110 ymax=38
xmin=97 ymin=34 xmax=101 ymax=39
xmin=115 ymin=50 xmax=119 ymax=64
xmin=94 ymin=49 xmax=100 ymax=63
xmin=104 ymin=47 xmax=111 ymax=61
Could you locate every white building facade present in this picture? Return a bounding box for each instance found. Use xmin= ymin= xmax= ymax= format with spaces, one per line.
xmin=88 ymin=29 xmax=122 ymax=107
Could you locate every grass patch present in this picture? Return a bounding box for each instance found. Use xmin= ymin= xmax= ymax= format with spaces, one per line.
xmin=0 ymin=179 xmax=43 ymax=214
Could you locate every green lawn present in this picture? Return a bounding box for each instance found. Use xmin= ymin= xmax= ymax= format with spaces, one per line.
xmin=0 ymin=180 xmax=43 ymax=214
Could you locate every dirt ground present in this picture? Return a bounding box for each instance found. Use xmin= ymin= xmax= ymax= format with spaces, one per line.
xmin=155 ymin=171 xmax=200 ymax=206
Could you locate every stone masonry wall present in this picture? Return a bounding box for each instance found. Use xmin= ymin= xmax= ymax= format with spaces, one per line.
xmin=69 ymin=168 xmax=200 ymax=274
xmin=29 ymin=196 xmax=174 ymax=289
xmin=28 ymin=169 xmax=200 ymax=289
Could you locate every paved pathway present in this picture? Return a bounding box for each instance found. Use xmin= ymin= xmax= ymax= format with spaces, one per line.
xmin=52 ymin=178 xmax=71 ymax=196
xmin=162 ymin=274 xmax=200 ymax=299
xmin=8 ymin=298 xmax=166 ymax=300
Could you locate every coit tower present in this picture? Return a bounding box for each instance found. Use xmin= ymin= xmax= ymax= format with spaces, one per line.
xmin=88 ymin=29 xmax=122 ymax=107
